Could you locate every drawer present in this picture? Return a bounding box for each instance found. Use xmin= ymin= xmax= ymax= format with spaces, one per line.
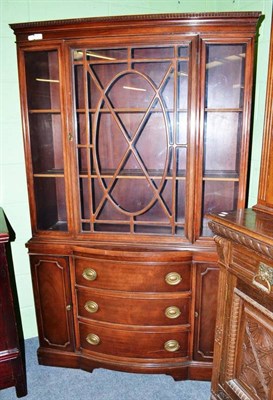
xmin=77 ymin=288 xmax=191 ymax=326
xmin=231 ymin=245 xmax=273 ymax=297
xmin=79 ymin=321 xmax=189 ymax=359
xmin=74 ymin=257 xmax=191 ymax=292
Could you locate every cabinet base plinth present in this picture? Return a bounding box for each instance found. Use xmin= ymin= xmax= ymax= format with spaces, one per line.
xmin=37 ymin=347 xmax=212 ymax=382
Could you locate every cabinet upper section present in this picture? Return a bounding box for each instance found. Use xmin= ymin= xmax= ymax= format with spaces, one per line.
xmin=10 ymin=12 xmax=261 ymax=41
xmin=10 ymin=13 xmax=262 ymax=246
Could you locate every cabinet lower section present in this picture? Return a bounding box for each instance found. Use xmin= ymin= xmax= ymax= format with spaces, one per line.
xmin=28 ymin=242 xmax=218 ymax=380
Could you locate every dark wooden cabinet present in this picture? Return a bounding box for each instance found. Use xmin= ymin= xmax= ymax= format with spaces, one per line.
xmin=0 ymin=208 xmax=27 ymax=397
xmin=10 ymin=12 xmax=261 ymax=380
xmin=254 ymin=16 xmax=273 ymax=216
xmin=209 ymin=210 xmax=273 ymax=400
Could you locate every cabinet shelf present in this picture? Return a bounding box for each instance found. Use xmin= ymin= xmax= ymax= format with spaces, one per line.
xmin=78 ymin=169 xmax=187 ymax=180
xmin=33 ymin=169 xmax=65 ymax=177
xmin=204 ymin=108 xmax=243 ymax=113
xmin=29 ymin=109 xmax=61 ymax=114
xmin=47 ymin=221 xmax=68 ymax=231
xmin=76 ymin=108 xmax=188 ymax=113
xmin=74 ymin=56 xmax=189 ymax=64
xmin=203 ymin=170 xmax=239 ymax=180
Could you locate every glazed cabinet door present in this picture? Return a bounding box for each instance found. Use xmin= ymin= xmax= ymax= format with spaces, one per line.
xmin=69 ymin=39 xmax=197 ymax=241
xmin=18 ymin=47 xmax=70 ymax=234
xmin=193 ymin=262 xmax=219 ymax=362
xmin=29 ymin=255 xmax=74 ymax=351
xmin=198 ymin=39 xmax=255 ymax=238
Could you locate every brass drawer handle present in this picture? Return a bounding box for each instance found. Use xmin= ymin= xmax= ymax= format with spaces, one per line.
xmin=164 ymin=339 xmax=180 ymax=352
xmin=165 ymin=272 xmax=182 ymax=286
xmin=252 ymin=262 xmax=273 ymax=294
xmin=86 ymin=333 xmax=100 ymax=346
xmin=84 ymin=300 xmax=99 ymax=314
xmin=165 ymin=306 xmax=181 ymax=319
xmin=82 ymin=268 xmax=97 ymax=281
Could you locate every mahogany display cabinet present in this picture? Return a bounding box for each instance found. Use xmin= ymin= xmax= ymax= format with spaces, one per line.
xmin=10 ymin=12 xmax=262 ymax=380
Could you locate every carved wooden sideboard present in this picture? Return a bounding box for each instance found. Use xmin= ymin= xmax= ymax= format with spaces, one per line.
xmin=209 ymin=209 xmax=273 ymax=400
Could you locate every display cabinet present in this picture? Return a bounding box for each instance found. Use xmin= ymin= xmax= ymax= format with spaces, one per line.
xmin=0 ymin=208 xmax=27 ymax=397
xmin=10 ymin=12 xmax=261 ymax=380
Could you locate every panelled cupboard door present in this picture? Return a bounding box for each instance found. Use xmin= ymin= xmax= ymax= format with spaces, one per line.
xmin=29 ymin=255 xmax=74 ymax=351
xmin=216 ymin=287 xmax=273 ymax=400
xmin=193 ymin=263 xmax=219 ymax=362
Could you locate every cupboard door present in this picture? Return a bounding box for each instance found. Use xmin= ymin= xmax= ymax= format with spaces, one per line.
xmin=22 ymin=48 xmax=68 ymax=232
xmin=71 ymin=42 xmax=196 ymax=239
xmin=30 ymin=255 xmax=74 ymax=351
xmin=199 ymin=41 xmax=253 ymax=237
xmin=193 ymin=263 xmax=219 ymax=362
xmin=220 ymin=288 xmax=273 ymax=400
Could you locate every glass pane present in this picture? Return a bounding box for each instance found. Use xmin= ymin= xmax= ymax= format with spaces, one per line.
xmin=177 ymin=147 xmax=187 ymax=177
xmin=25 ymin=50 xmax=68 ymax=232
xmin=133 ymin=61 xmax=173 ymax=91
xmin=132 ymin=47 xmax=174 ymax=59
xmin=176 ymin=179 xmax=186 ymax=223
xmin=108 ymin=72 xmax=156 ymax=108
xmin=178 ymin=61 xmax=188 ymax=110
xmin=34 ymin=177 xmax=67 ymax=231
xmin=91 ymin=63 xmax=127 ymax=89
xmin=204 ymin=112 xmax=242 ymax=176
xmin=74 ymin=65 xmax=85 ymax=109
xmin=94 ymin=223 xmax=130 ymax=233
xmin=110 ymin=178 xmax=155 ymax=214
xmin=205 ymin=44 xmax=246 ymax=109
xmin=29 ymin=114 xmax=63 ymax=174
xmin=87 ymin=48 xmax=127 ymax=61
xmin=201 ymin=181 xmax=238 ymax=236
xmin=79 ymin=178 xmax=90 ymax=220
xmin=25 ymin=51 xmax=60 ymax=110
xmin=178 ymin=46 xmax=189 ymax=58
xmin=134 ymin=226 xmax=172 ymax=235
xmin=78 ymin=148 xmax=89 ymax=175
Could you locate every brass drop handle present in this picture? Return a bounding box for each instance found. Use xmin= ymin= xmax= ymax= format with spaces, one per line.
xmin=165 ymin=272 xmax=182 ymax=286
xmin=84 ymin=300 xmax=99 ymax=314
xmin=164 ymin=339 xmax=180 ymax=352
xmin=252 ymin=262 xmax=273 ymax=294
xmin=82 ymin=268 xmax=97 ymax=281
xmin=165 ymin=306 xmax=181 ymax=319
xmin=86 ymin=333 xmax=100 ymax=346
